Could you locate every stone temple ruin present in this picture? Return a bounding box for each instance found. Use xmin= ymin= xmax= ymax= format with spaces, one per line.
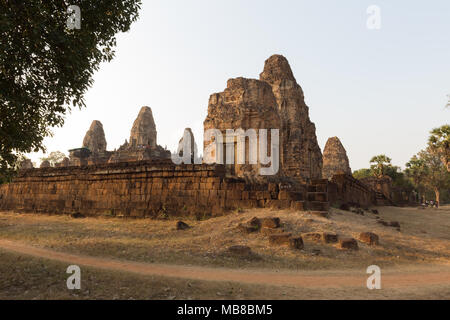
xmin=322 ymin=137 xmax=352 ymax=179
xmin=204 ymin=55 xmax=322 ymax=183
xmin=67 ymin=106 xmax=171 ymax=166
xmin=0 ymin=55 xmax=389 ymax=218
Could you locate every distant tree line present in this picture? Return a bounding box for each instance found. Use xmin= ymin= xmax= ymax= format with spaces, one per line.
xmin=353 ymin=124 xmax=450 ymax=206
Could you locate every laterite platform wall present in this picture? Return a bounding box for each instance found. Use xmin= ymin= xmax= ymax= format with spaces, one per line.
xmin=0 ymin=160 xmax=306 ymax=217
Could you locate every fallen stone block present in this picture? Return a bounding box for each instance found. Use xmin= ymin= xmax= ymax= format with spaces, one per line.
xmin=268 ymin=233 xmax=292 ymax=245
xmin=237 ymin=217 xmax=262 ymax=233
xmin=260 ymin=217 xmax=281 ymax=229
xmin=303 ymin=232 xmax=338 ymax=243
xmin=322 ymin=232 xmax=338 ymax=243
xmin=176 ymin=220 xmax=190 ymax=230
xmin=289 ymin=236 xmax=304 ymax=250
xmin=359 ymin=232 xmax=379 ymax=245
xmin=302 ymin=232 xmax=322 ymax=242
xmin=338 ymin=238 xmax=358 ymax=250
xmin=248 ymin=217 xmax=262 ymax=229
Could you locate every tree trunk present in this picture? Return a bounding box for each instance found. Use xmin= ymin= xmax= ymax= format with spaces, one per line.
xmin=434 ymin=188 xmax=440 ymax=208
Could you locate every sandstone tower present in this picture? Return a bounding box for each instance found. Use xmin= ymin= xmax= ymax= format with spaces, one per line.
xmin=108 ymin=106 xmax=170 ymax=163
xmin=322 ymin=136 xmax=352 ymax=179
xmin=203 ymin=77 xmax=281 ymax=177
xmin=203 ymin=54 xmax=322 ymax=183
xmin=82 ymin=120 xmax=107 ymax=154
xmin=260 ymin=55 xmax=323 ymax=182
xmin=130 ymin=106 xmax=157 ymax=148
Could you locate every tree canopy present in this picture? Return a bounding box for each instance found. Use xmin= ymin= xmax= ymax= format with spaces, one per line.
xmin=369 ymin=154 xmax=392 ymax=178
xmin=428 ymin=124 xmax=450 ymax=172
xmin=406 ymin=147 xmax=449 ymax=205
xmin=0 ymin=0 xmax=142 ymax=179
xmin=40 ymin=151 xmax=67 ymax=167
xmin=352 ymin=168 xmax=372 ymax=180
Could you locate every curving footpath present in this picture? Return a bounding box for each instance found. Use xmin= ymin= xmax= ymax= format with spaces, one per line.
xmin=0 ymin=239 xmax=449 ymax=289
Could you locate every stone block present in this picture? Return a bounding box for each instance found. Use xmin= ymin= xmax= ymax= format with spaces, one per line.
xmin=338 ymin=238 xmax=358 ymax=250
xmin=269 ymin=233 xmax=292 ymax=245
xmin=359 ymin=232 xmax=379 ymax=245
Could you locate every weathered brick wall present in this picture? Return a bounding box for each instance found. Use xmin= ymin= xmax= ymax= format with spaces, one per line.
xmin=328 ymin=174 xmax=376 ymax=208
xmin=0 ymin=160 xmax=306 ymax=217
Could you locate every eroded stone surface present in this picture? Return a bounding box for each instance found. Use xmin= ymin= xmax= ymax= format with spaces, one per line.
xmin=204 ymin=77 xmax=281 ymax=177
xmin=203 ymin=55 xmax=323 ymax=183
xmin=322 ymin=137 xmax=351 ymax=179
xmin=40 ymin=160 xmax=50 ymax=168
xmin=0 ymin=161 xmax=312 ymax=218
xmin=18 ymin=159 xmax=33 ymax=170
xmin=268 ymin=233 xmax=292 ymax=245
xmin=260 ymin=217 xmax=281 ymax=228
xmin=108 ymin=106 xmax=170 ymax=163
xmin=83 ymin=120 xmax=107 ymax=154
xmin=289 ymin=236 xmax=304 ymax=250
xmin=55 ymin=157 xmax=70 ymax=167
xmin=176 ymin=221 xmax=190 ymax=230
xmin=260 ymin=55 xmax=323 ymax=183
xmin=303 ymin=232 xmax=337 ymax=243
xmin=130 ymin=106 xmax=157 ymax=148
xmin=338 ymin=238 xmax=358 ymax=250
xmin=359 ymin=232 xmax=379 ymax=245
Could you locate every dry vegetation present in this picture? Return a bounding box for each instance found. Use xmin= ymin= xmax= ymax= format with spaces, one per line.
xmin=1 ymin=249 xmax=449 ymax=300
xmin=0 ymin=206 xmax=449 ymax=270
xmin=0 ymin=205 xmax=449 ymax=299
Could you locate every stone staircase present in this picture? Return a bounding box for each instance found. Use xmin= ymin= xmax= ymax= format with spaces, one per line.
xmin=375 ymin=191 xmax=394 ymax=206
xmin=305 ymin=179 xmax=330 ymax=217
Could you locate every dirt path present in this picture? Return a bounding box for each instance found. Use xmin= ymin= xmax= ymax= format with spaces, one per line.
xmin=1 ymin=239 xmax=449 ymax=289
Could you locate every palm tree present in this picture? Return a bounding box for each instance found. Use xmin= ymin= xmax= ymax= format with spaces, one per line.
xmin=369 ymin=155 xmax=392 ymax=178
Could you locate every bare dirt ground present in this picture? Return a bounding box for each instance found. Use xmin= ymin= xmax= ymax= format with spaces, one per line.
xmin=0 ymin=205 xmax=449 ymax=299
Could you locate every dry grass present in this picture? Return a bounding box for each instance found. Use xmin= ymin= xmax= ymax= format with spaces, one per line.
xmin=0 ymin=205 xmax=449 ymax=271
xmin=1 ymin=249 xmax=449 ymax=300
xmin=0 ymin=249 xmax=276 ymax=300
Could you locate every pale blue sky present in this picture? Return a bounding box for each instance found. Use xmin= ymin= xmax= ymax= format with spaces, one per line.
xmin=29 ymin=0 xmax=449 ymax=170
